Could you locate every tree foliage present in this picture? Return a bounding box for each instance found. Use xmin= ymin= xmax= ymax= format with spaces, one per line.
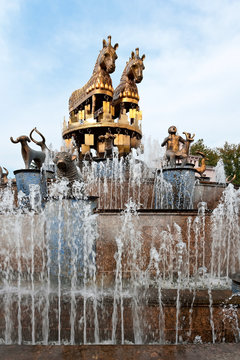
xmin=190 ymin=139 xmax=219 ymax=167
xmin=190 ymin=139 xmax=240 ymax=185
xmin=217 ymin=142 xmax=240 ymax=185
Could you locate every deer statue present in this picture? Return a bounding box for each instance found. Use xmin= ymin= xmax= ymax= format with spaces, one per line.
xmin=0 ymin=166 xmax=9 ymax=185
xmin=69 ymin=35 xmax=118 ymax=115
xmin=113 ymin=48 xmax=145 ymax=117
xmin=10 ymin=134 xmax=46 ymax=169
xmin=195 ymin=151 xmax=209 ymax=176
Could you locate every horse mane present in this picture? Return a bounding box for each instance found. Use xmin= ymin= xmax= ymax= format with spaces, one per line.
xmin=92 ymin=52 xmax=101 ymax=74
xmin=119 ymin=62 xmax=129 ymax=83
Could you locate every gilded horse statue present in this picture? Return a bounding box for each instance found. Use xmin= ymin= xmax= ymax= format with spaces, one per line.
xmin=112 ymin=48 xmax=145 ymax=118
xmin=69 ymin=36 xmax=118 ymax=114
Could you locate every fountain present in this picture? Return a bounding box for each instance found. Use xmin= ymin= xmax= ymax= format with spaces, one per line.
xmin=0 ymin=36 xmax=239 ymax=350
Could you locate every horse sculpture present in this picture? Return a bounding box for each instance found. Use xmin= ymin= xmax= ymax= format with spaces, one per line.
xmin=69 ymin=35 xmax=118 ymax=114
xmin=113 ymin=48 xmax=145 ymax=117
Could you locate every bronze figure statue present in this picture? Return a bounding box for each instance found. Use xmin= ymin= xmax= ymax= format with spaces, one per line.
xmin=10 ymin=133 xmax=46 ymax=169
xmin=98 ymin=132 xmax=116 ymax=158
xmin=113 ymin=48 xmax=145 ymax=119
xmin=53 ymin=151 xmax=82 ymax=183
xmin=181 ymin=132 xmax=195 ymax=156
xmin=69 ymin=35 xmax=118 ymax=114
xmin=161 ymin=126 xmax=195 ymax=167
xmin=0 ymin=167 xmax=9 ymax=185
xmin=195 ymin=151 xmax=209 ymax=175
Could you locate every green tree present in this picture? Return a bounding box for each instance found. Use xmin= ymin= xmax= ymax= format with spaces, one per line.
xmin=217 ymin=142 xmax=240 ymax=186
xmin=190 ymin=139 xmax=219 ymax=167
xmin=190 ymin=139 xmax=240 ymax=185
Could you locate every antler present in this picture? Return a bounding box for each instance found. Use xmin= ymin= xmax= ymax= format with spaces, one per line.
xmin=196 ymin=151 xmax=206 ymax=158
xmin=183 ymin=132 xmax=195 ymax=141
xmin=29 ymin=127 xmax=46 ymax=146
xmin=3 ymin=167 xmax=8 ymax=176
xmin=226 ymin=174 xmax=236 ymax=183
xmin=10 ymin=136 xmax=20 ymax=144
xmin=0 ymin=166 xmax=2 ymax=177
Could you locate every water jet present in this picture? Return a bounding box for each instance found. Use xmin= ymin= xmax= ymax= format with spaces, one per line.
xmin=0 ymin=36 xmax=239 ymax=349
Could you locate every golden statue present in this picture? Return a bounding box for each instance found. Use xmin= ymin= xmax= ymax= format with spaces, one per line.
xmin=195 ymin=151 xmax=209 ymax=176
xmin=161 ymin=126 xmax=195 ymax=167
xmin=113 ymin=48 xmax=145 ymax=120
xmin=98 ymin=132 xmax=116 ymax=158
xmin=69 ymin=35 xmax=118 ymax=115
xmin=63 ymin=38 xmax=145 ymax=158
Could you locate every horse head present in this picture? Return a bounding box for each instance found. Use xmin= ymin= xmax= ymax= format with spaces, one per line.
xmin=125 ymin=48 xmax=145 ymax=83
xmin=98 ymin=35 xmax=118 ymax=74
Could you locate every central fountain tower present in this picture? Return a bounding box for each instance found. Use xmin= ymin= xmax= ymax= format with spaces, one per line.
xmin=62 ymin=36 xmax=145 ymax=158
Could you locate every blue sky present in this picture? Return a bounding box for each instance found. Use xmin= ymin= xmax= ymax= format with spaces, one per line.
xmin=1 ymin=0 xmax=240 ymax=173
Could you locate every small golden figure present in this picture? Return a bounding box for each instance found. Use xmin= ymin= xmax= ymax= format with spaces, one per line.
xmin=161 ymin=126 xmax=194 ymax=167
xmin=98 ymin=132 xmax=116 ymax=158
xmin=195 ymin=151 xmax=209 ymax=176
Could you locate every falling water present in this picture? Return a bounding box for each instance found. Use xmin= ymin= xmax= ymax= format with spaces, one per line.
xmin=210 ymin=185 xmax=240 ymax=279
xmin=215 ymin=159 xmax=226 ymax=184
xmin=83 ymin=150 xmax=154 ymax=209
xmin=0 ymin=161 xmax=239 ymax=344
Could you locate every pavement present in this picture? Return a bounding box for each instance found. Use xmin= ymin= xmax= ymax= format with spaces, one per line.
xmin=0 ymin=344 xmax=240 ymax=360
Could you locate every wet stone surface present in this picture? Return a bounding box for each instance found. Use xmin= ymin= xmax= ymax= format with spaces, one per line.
xmin=0 ymin=344 xmax=240 ymax=360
